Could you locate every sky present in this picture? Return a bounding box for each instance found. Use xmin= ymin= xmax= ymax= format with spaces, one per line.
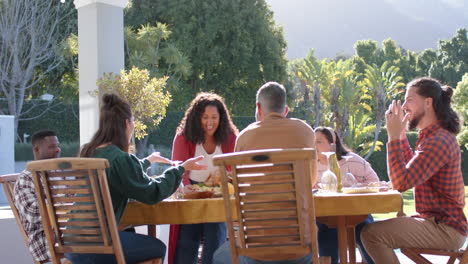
xmin=266 ymin=0 xmax=468 ymax=59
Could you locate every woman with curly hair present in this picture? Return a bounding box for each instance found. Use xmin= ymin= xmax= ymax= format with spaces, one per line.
xmin=168 ymin=92 xmax=238 ymax=264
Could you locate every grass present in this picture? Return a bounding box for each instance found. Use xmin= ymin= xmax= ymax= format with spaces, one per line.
xmin=374 ymin=186 xmax=468 ymax=220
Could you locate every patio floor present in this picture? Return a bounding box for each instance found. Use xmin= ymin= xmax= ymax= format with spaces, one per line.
xmin=0 ymin=207 xmax=464 ymax=264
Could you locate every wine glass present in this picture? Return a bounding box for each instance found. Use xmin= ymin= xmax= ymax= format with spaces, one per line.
xmin=319 ymin=152 xmax=338 ymax=192
xmin=341 ymin=155 xmax=358 ymax=188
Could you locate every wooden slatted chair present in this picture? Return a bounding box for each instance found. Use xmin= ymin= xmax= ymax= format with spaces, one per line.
xmin=0 ymin=173 xmax=44 ymax=264
xmin=1 ymin=173 xmax=74 ymax=264
xmin=401 ymin=244 xmax=468 ymax=264
xmin=213 ymin=148 xmax=322 ymax=264
xmin=27 ymin=157 xmax=161 ymax=264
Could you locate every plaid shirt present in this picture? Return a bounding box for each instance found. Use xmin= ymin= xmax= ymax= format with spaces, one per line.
xmin=13 ymin=169 xmax=50 ymax=262
xmin=387 ymin=122 xmax=467 ymax=235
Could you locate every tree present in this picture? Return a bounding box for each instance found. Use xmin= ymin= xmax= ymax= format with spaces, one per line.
xmin=125 ymin=0 xmax=288 ymax=115
xmin=352 ymin=29 xmax=467 ymax=87
xmin=363 ymin=62 xmax=405 ymax=158
xmin=34 ymin=1 xmax=78 ymax=104
xmin=381 ymin=39 xmax=400 ymax=63
xmin=97 ymin=67 xmax=171 ymax=140
xmin=354 ymin=39 xmax=379 ymax=66
xmin=0 ymin=0 xmax=73 ymax=139
xmin=293 ymin=49 xmax=330 ymax=127
xmin=124 ymin=23 xmax=192 ymax=109
xmin=330 ymin=60 xmax=362 ymax=139
xmin=417 ymin=49 xmax=438 ymax=75
xmin=453 ymin=73 xmax=468 ymax=149
xmin=429 ymin=28 xmax=468 ymax=87
xmin=353 ymin=38 xmax=421 ymax=84
xmin=289 ymin=52 xmax=377 ymax=157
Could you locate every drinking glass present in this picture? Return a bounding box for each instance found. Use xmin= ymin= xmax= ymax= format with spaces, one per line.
xmin=319 ymin=152 xmax=338 ymax=192
xmin=341 ymin=155 xmax=358 ymax=188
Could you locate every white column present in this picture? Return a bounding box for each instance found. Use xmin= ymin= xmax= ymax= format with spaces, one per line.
xmin=74 ymin=0 xmax=127 ymax=145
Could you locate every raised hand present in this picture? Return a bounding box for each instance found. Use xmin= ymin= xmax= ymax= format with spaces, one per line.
xmin=385 ymin=100 xmax=409 ymax=141
xmin=181 ymin=155 xmax=208 ymax=171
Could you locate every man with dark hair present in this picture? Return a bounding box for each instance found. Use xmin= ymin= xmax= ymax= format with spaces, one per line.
xmin=14 ymin=130 xmax=60 ymax=262
xmin=235 ymin=81 xmax=315 ymax=152
xmin=361 ymin=77 xmax=467 ymax=263
xmin=214 ymin=82 xmax=316 ymax=264
xmin=30 ymin=130 xmax=61 ymax=160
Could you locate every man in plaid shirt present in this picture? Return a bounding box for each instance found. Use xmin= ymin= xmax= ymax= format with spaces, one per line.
xmin=361 ymin=77 xmax=467 ymax=263
xmin=13 ymin=130 xmax=61 ymax=262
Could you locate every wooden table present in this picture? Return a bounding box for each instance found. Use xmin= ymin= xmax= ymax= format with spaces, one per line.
xmin=122 ymin=191 xmax=403 ymax=264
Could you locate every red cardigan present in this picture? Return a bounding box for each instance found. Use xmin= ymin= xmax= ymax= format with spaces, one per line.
xmin=168 ymin=132 xmax=237 ymax=264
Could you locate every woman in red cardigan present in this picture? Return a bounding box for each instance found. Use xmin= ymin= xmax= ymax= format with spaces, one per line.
xmin=169 ymin=92 xmax=238 ymax=264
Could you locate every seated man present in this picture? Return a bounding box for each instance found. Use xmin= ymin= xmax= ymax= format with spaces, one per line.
xmin=214 ymin=81 xmax=316 ymax=264
xmin=234 ymin=81 xmax=315 ymax=152
xmin=361 ymin=77 xmax=467 ymax=263
xmin=14 ymin=130 xmax=61 ymax=262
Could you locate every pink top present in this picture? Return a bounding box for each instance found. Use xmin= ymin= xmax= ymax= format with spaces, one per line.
xmin=317 ymin=152 xmax=379 ymax=185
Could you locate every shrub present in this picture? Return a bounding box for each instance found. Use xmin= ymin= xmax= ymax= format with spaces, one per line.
xmin=97 ymin=67 xmax=171 ymax=139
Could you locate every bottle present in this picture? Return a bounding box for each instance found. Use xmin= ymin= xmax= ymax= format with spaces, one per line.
xmin=329 ymin=144 xmax=342 ymax=192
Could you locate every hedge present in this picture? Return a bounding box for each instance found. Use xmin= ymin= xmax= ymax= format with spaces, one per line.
xmin=17 ymin=103 xmax=79 ymax=143
xmin=15 ymin=142 xmax=80 ymax=161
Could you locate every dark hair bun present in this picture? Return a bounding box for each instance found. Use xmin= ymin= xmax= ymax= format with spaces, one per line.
xmin=102 ymin=93 xmax=124 ymax=108
xmin=441 ymin=85 xmax=453 ymax=104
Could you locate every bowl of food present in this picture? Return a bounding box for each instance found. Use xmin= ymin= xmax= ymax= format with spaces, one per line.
xmin=182 ymin=190 xmax=215 ymax=199
xmin=180 ymin=183 xmax=234 ymax=199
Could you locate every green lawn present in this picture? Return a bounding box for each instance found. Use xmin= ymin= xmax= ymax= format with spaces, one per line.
xmin=373 ymin=186 xmax=468 ymax=220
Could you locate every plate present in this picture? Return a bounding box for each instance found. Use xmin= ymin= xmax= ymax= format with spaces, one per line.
xmin=342 ymin=187 xmax=379 ymax=194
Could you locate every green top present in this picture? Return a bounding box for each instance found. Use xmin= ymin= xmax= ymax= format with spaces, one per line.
xmin=92 ymin=145 xmax=184 ymax=223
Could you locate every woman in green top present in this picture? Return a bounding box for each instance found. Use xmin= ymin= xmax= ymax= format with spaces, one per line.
xmin=67 ymin=93 xmax=206 ymax=264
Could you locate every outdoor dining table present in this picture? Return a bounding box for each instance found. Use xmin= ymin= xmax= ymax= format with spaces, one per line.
xmin=121 ymin=190 xmax=403 ymax=264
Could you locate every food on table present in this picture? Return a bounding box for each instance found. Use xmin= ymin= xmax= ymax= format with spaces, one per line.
xmin=204 ymin=170 xmax=221 ymax=187
xmin=181 ymin=182 xmax=234 ymax=199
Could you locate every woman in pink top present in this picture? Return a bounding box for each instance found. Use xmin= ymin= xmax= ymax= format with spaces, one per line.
xmin=314 ymin=126 xmax=378 ymax=264
xmin=315 ymin=127 xmax=379 ymax=186
xmin=169 ymin=93 xmax=238 ymax=264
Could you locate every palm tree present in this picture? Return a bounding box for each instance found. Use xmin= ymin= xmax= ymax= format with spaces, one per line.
xmin=363 ymin=62 xmax=405 ymax=159
xmin=296 ymin=49 xmax=330 ymax=127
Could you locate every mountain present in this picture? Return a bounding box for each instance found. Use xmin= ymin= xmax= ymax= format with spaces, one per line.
xmin=266 ymin=0 xmax=468 ymax=59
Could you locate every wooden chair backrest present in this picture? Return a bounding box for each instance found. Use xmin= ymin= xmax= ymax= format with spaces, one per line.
xmin=0 ymin=173 xmax=43 ymax=264
xmin=213 ymin=148 xmax=319 ymax=264
xmin=27 ymin=158 xmax=125 ymax=264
